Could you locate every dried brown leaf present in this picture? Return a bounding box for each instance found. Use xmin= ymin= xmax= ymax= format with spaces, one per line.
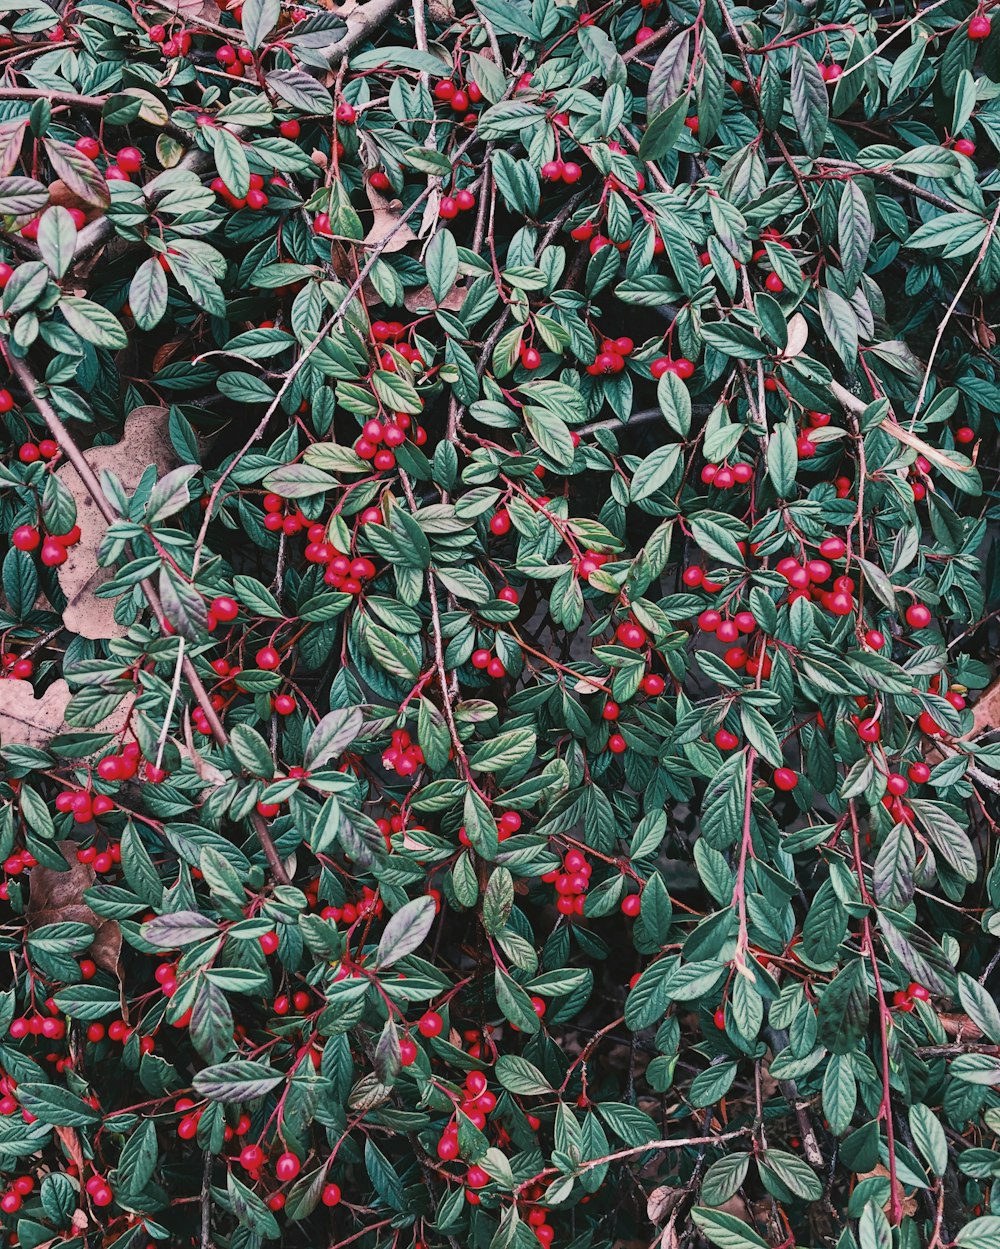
xmin=364 ymin=185 xmax=417 ymax=253
xmin=54 ymin=405 xmax=175 ymax=640
xmin=27 ymin=842 xmax=123 ymax=975
xmin=0 ymin=679 xmax=134 ymax=751
xmin=404 ymin=279 xmax=467 ymax=313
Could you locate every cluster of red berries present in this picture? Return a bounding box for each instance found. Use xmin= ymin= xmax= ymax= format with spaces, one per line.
xmin=319 ymin=885 xmax=383 ymax=923
xmin=458 ymin=810 xmax=522 ymax=847
xmin=1 ymin=650 xmax=34 ymax=680
xmin=147 ymin=24 xmax=192 ymax=57
xmin=12 ymin=521 xmax=82 ymax=566
xmin=85 ymin=1018 xmax=156 ymax=1053
xmin=650 ymin=355 xmax=695 ymax=380
xmin=57 ymin=787 xmax=115 ymax=825
xmin=0 ymin=1073 xmax=29 ymax=1118
xmin=0 ymin=1175 xmax=34 ymax=1215
xmin=700 ymin=460 xmax=753 ymax=488
xmin=774 ymin=553 xmax=858 ymax=617
xmin=354 ymin=414 xmax=424 ymax=469
xmin=214 ymin=41 xmax=254 ymax=70
xmin=379 ymin=338 xmax=426 ymax=373
xmin=211 ymin=172 xmax=279 ymax=211
xmin=892 ymin=981 xmax=931 ymax=1012
xmin=436 ymin=1068 xmax=498 ymax=1165
xmin=542 ymin=847 xmax=592 ymax=916
xmin=432 ymin=77 xmax=484 ymax=125
xmin=83 ymin=1172 xmax=114 ymax=1208
xmin=696 ymin=608 xmax=758 ymax=642
xmin=9 ymin=1004 xmax=65 ymax=1041
xmin=19 ymin=206 xmax=85 ymax=239
xmin=1 ymin=848 xmax=38 ymax=896
xmin=440 ymin=187 xmax=476 ymax=219
xmin=74 ymin=841 xmax=121 ymax=872
xmin=577 ymin=548 xmax=611 ymax=579
xmin=540 ymin=158 xmax=583 ymax=184
xmin=382 ymin=727 xmax=426 ymax=776
xmin=614 ymin=619 xmax=648 ymax=650
xmin=471 ymin=648 xmax=507 ymax=679
xmin=585 ymin=336 xmax=634 ymax=376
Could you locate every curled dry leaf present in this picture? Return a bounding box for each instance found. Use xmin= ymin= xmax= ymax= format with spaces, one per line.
xmin=0 ymin=678 xmax=133 ymax=749
xmin=364 ymin=184 xmax=417 ymax=253
xmin=646 ymin=1185 xmax=682 ymax=1224
xmin=54 ymin=405 xmax=175 ymax=640
xmin=27 ymin=842 xmax=123 ymax=976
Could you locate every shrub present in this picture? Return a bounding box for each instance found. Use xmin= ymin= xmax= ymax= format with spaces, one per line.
xmin=0 ymin=1 xmax=999 ymax=1247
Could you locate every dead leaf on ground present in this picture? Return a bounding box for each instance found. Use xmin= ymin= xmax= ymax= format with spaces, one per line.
xmin=364 ymin=184 xmax=417 ymax=253
xmin=27 ymin=842 xmax=123 ymax=976
xmin=54 ymin=405 xmax=175 ymax=640
xmin=0 ymin=679 xmax=133 ymax=750
xmin=404 ymin=279 xmax=467 ymax=313
xmin=857 ymin=1164 xmax=918 ymax=1218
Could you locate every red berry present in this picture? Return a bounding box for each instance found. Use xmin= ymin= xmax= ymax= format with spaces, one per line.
xmin=279 ymin=119 xmax=301 ymax=139
xmin=12 ymin=525 xmax=39 ymax=552
xmin=418 ymin=1011 xmax=443 ymax=1037
xmin=40 ymin=539 xmax=68 ymax=567
xmin=969 ymin=13 xmax=991 ymax=39
xmin=322 ymin=1182 xmax=342 ymax=1206
xmin=239 ymin=1145 xmax=264 ymax=1171
xmin=621 ymin=893 xmax=641 ymax=916
xmin=773 ymin=768 xmax=798 ymax=792
xmin=256 ymin=646 xmax=281 ymax=669
xmin=905 ymin=603 xmax=932 ymax=629
xmin=116 ymin=146 xmax=143 ymax=173
xmin=275 ymin=1152 xmax=300 ymax=1181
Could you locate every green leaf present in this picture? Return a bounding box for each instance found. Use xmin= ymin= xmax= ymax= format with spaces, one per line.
xmin=59 ymin=297 xmax=128 ymax=349
xmin=376 ymin=896 xmax=436 ymax=968
xmin=426 ymin=228 xmax=458 ymax=303
xmin=37 ymin=206 xmax=76 ymax=279
xmin=790 ymin=46 xmax=829 ymax=158
xmin=242 ymin=0 xmax=279 ymax=47
xmin=691 ymin=1207 xmax=769 ymax=1249
xmin=129 ymin=256 xmax=169 ymax=331
xmin=193 ymin=1060 xmax=284 ymax=1102
xmin=818 ymin=959 xmax=869 ymax=1054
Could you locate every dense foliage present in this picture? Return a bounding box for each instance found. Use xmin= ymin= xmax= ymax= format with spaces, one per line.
xmin=1 ymin=0 xmax=1000 ymax=1247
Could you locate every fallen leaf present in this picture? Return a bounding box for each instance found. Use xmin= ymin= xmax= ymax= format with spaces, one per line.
xmin=857 ymin=1164 xmax=917 ymax=1218
xmin=54 ymin=405 xmax=176 ymax=640
xmin=27 ymin=842 xmax=123 ymax=976
xmin=364 ymin=184 xmax=417 ymax=253
xmin=0 ymin=679 xmax=133 ymax=750
xmin=404 ymin=279 xmax=467 ymax=313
